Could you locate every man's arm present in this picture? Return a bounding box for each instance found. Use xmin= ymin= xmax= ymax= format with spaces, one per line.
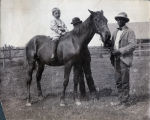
xmin=119 ymin=30 xmax=137 ymax=55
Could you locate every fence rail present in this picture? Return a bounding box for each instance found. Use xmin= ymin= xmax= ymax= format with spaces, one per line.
xmin=0 ymin=43 xmax=150 ymax=68
xmin=0 ymin=45 xmax=24 ymax=68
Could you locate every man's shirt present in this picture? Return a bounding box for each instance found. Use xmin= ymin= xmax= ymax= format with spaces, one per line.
xmin=114 ymin=28 xmax=124 ymax=50
xmin=111 ymin=25 xmax=137 ymax=66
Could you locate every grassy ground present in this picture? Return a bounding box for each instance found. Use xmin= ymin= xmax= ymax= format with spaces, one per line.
xmin=0 ymin=55 xmax=150 ymax=120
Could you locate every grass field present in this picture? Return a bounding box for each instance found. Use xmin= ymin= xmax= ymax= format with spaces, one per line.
xmin=0 ymin=55 xmax=150 ymax=120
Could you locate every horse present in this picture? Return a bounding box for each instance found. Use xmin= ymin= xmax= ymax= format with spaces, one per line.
xmin=73 ymin=46 xmax=96 ymax=98
xmin=25 ymin=9 xmax=111 ymax=106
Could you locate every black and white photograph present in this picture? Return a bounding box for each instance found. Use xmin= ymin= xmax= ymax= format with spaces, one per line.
xmin=0 ymin=0 xmax=150 ymax=120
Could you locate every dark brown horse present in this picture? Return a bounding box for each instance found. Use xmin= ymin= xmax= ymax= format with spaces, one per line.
xmin=25 ymin=10 xmax=111 ymax=106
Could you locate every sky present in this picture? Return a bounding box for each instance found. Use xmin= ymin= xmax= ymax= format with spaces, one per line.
xmin=0 ymin=0 xmax=150 ymax=47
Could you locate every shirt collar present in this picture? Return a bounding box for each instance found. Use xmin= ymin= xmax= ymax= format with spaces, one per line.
xmin=117 ymin=25 xmax=128 ymax=31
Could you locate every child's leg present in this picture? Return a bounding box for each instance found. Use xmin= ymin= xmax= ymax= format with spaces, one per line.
xmin=51 ymin=38 xmax=59 ymax=60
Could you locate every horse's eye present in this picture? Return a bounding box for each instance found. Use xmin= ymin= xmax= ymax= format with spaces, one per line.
xmin=95 ymin=18 xmax=99 ymax=22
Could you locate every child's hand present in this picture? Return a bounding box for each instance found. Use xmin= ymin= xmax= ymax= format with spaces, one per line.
xmin=59 ymin=28 xmax=65 ymax=32
xmin=61 ymin=32 xmax=66 ymax=35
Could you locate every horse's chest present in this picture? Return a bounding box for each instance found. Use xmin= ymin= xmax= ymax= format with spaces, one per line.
xmin=60 ymin=42 xmax=80 ymax=61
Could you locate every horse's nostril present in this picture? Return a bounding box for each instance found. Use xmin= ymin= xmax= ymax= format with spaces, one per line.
xmin=105 ymin=32 xmax=111 ymax=40
xmin=105 ymin=34 xmax=108 ymax=39
xmin=108 ymin=34 xmax=111 ymax=39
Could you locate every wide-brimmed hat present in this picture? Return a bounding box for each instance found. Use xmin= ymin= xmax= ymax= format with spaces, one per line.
xmin=115 ymin=12 xmax=129 ymax=22
xmin=71 ymin=17 xmax=82 ymax=25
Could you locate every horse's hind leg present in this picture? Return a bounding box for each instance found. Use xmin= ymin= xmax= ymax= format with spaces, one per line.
xmin=83 ymin=62 xmax=97 ymax=100
xmin=26 ymin=61 xmax=35 ymax=106
xmin=36 ymin=62 xmax=44 ymax=100
xmin=60 ymin=61 xmax=72 ymax=106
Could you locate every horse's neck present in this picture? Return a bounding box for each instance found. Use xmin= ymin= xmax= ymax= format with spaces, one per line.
xmin=77 ymin=16 xmax=95 ymax=47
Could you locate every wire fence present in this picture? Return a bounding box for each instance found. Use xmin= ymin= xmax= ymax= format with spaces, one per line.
xmin=0 ymin=43 xmax=150 ymax=68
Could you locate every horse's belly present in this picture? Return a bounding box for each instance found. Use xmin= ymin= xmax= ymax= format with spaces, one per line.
xmin=39 ymin=53 xmax=51 ymax=63
xmin=37 ymin=44 xmax=52 ymax=63
xmin=37 ymin=46 xmax=64 ymax=66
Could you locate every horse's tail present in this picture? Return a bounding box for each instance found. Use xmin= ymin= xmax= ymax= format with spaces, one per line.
xmin=24 ymin=36 xmax=38 ymax=70
xmin=23 ymin=48 xmax=28 ymax=69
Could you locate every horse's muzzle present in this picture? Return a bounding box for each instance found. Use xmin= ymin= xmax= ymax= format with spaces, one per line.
xmin=104 ymin=40 xmax=112 ymax=48
xmin=104 ymin=31 xmax=111 ymax=48
xmin=105 ymin=31 xmax=111 ymax=41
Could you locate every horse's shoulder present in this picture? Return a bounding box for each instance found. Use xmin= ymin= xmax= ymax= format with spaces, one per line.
xmin=60 ymin=32 xmax=71 ymax=41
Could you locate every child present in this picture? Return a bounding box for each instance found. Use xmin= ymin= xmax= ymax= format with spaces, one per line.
xmin=50 ymin=7 xmax=68 ymax=60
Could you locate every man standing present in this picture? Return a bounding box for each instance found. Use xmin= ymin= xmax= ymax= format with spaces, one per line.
xmin=110 ymin=12 xmax=137 ymax=106
xmin=71 ymin=17 xmax=97 ymax=98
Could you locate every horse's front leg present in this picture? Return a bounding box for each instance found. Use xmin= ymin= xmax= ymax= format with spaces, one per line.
xmin=36 ymin=62 xmax=44 ymax=100
xmin=60 ymin=61 xmax=72 ymax=106
xmin=73 ymin=64 xmax=82 ymax=105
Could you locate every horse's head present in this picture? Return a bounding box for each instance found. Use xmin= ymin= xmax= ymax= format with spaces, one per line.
xmin=89 ymin=10 xmax=111 ymax=47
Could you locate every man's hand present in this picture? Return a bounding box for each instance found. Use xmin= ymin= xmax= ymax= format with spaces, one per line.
xmin=111 ymin=49 xmax=121 ymax=56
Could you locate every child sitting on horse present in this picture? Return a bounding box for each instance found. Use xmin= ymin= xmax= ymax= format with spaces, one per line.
xmin=50 ymin=7 xmax=68 ymax=60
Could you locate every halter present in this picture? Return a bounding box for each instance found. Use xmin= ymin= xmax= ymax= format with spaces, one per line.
xmin=93 ymin=16 xmax=106 ymax=42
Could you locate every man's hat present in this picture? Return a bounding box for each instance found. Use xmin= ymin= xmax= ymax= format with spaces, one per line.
xmin=71 ymin=17 xmax=82 ymax=25
xmin=115 ymin=12 xmax=129 ymax=22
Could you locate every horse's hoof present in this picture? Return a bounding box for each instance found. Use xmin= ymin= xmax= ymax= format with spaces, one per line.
xmin=60 ymin=103 xmax=66 ymax=107
xmin=60 ymin=100 xmax=66 ymax=107
xmin=92 ymin=98 xmax=97 ymax=102
xmin=91 ymin=92 xmax=98 ymax=100
xmin=38 ymin=96 xmax=44 ymax=101
xmin=75 ymin=99 xmax=81 ymax=106
xmin=75 ymin=101 xmax=81 ymax=106
xmin=26 ymin=102 xmax=32 ymax=107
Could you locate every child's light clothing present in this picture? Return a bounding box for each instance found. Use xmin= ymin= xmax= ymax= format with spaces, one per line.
xmin=50 ymin=18 xmax=68 ymax=40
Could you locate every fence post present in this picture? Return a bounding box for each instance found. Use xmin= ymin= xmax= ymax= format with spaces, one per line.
xmin=99 ymin=44 xmax=103 ymax=58
xmin=138 ymin=39 xmax=141 ymax=57
xmin=8 ymin=45 xmax=12 ymax=60
xmin=2 ymin=47 xmax=5 ymax=68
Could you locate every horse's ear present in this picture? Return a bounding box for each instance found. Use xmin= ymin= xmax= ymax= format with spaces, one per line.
xmin=88 ymin=9 xmax=95 ymax=15
xmin=101 ymin=10 xmax=104 ymax=15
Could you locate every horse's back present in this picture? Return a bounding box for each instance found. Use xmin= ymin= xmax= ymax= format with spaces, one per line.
xmin=26 ymin=35 xmax=52 ymax=61
xmin=26 ymin=33 xmax=77 ymax=64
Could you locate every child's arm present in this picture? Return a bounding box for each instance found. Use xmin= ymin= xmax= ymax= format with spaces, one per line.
xmin=61 ymin=20 xmax=68 ymax=32
xmin=50 ymin=20 xmax=62 ymax=35
xmin=63 ymin=23 xmax=68 ymax=32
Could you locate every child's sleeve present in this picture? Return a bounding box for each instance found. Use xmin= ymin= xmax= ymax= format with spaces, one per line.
xmin=50 ymin=20 xmax=62 ymax=34
xmin=62 ymin=21 xmax=68 ymax=32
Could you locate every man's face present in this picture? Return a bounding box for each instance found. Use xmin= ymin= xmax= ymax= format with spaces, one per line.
xmin=73 ymin=22 xmax=81 ymax=27
xmin=117 ymin=18 xmax=126 ymax=27
xmin=73 ymin=23 xmax=78 ymax=27
xmin=53 ymin=10 xmax=60 ymax=19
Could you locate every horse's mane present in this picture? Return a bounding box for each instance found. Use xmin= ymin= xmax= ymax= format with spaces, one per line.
xmin=71 ymin=15 xmax=93 ymax=35
xmin=59 ymin=15 xmax=93 ymax=41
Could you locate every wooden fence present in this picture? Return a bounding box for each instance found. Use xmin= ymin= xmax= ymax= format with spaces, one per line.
xmin=0 ymin=45 xmax=24 ymax=68
xmin=0 ymin=43 xmax=150 ymax=68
